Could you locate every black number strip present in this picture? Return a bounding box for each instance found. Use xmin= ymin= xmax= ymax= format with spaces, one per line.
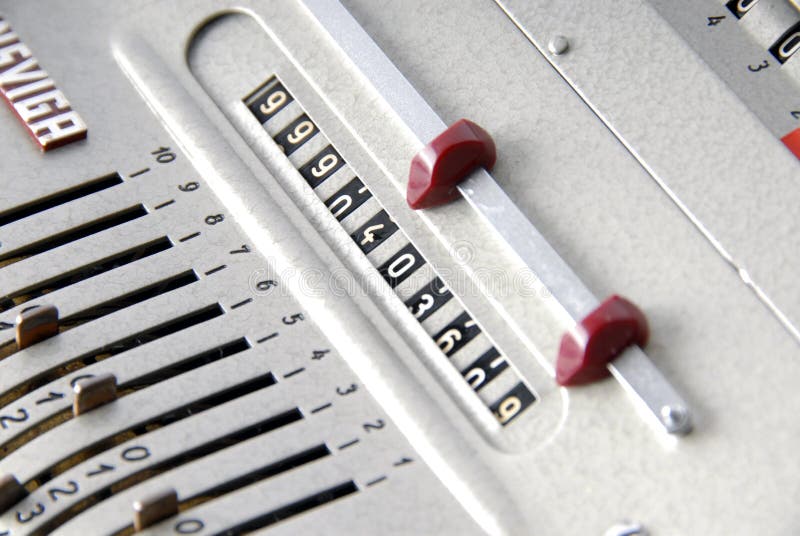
xmin=404 ymin=276 xmax=452 ymax=323
xmin=325 ymin=177 xmax=372 ymax=222
xmin=273 ymin=113 xmax=319 ymax=155
xmin=245 ymin=77 xmax=293 ymax=123
xmin=461 ymin=347 xmax=507 ymax=392
xmin=434 ymin=312 xmax=482 ymax=357
xmin=351 ymin=210 xmax=398 ymax=255
xmin=377 ymin=243 xmax=425 ymax=289
xmin=298 ymin=145 xmax=346 ymax=188
xmin=250 ymin=76 xmax=536 ymax=424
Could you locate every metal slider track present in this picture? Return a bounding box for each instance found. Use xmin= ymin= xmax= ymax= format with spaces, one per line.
xmin=301 ymin=0 xmax=692 ymax=436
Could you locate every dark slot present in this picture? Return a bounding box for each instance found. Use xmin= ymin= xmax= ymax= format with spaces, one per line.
xmin=212 ymin=480 xmax=357 ymax=535
xmin=35 ymin=409 xmax=303 ymax=535
xmin=61 ymin=270 xmax=198 ymax=327
xmin=0 ymin=237 xmax=173 ymax=313
xmin=186 ymin=443 xmax=330 ymax=506
xmin=0 ymin=204 xmax=148 ymax=266
xmin=0 ymin=338 xmax=252 ymax=458
xmin=0 ymin=173 xmax=122 ymax=227
xmin=27 ymin=372 xmax=277 ymax=490
xmin=121 ymin=338 xmax=251 ymax=390
xmin=0 ymin=304 xmax=225 ymax=409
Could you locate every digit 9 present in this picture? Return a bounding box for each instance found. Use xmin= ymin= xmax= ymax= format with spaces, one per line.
xmin=312 ymin=153 xmax=339 ymax=177
xmin=288 ymin=120 xmax=315 ymax=144
xmin=260 ymin=90 xmax=287 ymax=116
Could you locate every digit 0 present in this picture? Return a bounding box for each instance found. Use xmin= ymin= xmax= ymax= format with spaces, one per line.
xmin=175 ymin=519 xmax=205 ymax=534
xmin=329 ymin=194 xmax=352 ymax=218
xmin=178 ymin=182 xmax=199 ymax=192
xmin=387 ymin=253 xmax=415 ymax=278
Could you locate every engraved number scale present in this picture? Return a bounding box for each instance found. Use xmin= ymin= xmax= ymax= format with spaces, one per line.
xmin=0 ymin=145 xmax=420 ymax=534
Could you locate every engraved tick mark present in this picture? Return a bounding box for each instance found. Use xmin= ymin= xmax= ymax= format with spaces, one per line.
xmin=366 ymin=476 xmax=387 ymax=487
xmin=283 ymin=367 xmax=305 ymax=379
xmin=204 ymin=265 xmax=226 ymax=276
xmin=153 ymin=199 xmax=175 ymax=210
xmin=337 ymin=438 xmax=359 ymax=450
xmin=230 ymin=298 xmax=252 ymax=309
xmin=257 ymin=332 xmax=278 ymax=344
xmin=179 ymin=232 xmax=200 ymax=243
xmin=311 ymin=402 xmax=332 ymax=414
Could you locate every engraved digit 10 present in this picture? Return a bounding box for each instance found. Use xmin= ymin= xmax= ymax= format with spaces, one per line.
xmin=151 ymin=146 xmax=176 ymax=164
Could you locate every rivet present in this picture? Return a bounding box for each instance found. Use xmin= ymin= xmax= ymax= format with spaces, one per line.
xmin=548 ymin=35 xmax=570 ymax=55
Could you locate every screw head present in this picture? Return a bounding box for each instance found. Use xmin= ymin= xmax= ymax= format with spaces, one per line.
xmin=604 ymin=521 xmax=649 ymax=536
xmin=660 ymin=404 xmax=692 ymax=435
xmin=548 ymin=35 xmax=569 ymax=55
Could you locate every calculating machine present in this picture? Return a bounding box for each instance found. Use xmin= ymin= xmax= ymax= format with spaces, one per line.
xmin=0 ymin=1 xmax=799 ymax=534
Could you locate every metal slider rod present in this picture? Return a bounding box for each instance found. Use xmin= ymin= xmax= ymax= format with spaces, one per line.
xmin=302 ymin=0 xmax=692 ymax=435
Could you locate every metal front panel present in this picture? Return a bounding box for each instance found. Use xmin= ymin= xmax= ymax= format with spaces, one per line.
xmin=0 ymin=0 xmax=797 ymax=535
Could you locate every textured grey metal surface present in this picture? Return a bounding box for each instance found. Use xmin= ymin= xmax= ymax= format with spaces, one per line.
xmin=0 ymin=0 xmax=797 ymax=534
xmin=494 ymin=0 xmax=800 ymax=342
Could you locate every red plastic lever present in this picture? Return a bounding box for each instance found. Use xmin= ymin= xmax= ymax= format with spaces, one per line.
xmin=407 ymin=119 xmax=496 ymax=209
xmin=781 ymin=127 xmax=800 ymax=160
xmin=556 ymin=295 xmax=649 ymax=386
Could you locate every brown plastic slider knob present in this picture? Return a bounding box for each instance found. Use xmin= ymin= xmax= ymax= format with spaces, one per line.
xmin=15 ymin=304 xmax=59 ymax=350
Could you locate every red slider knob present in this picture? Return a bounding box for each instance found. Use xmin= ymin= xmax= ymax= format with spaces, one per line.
xmin=407 ymin=119 xmax=496 ymax=209
xmin=556 ymin=295 xmax=649 ymax=386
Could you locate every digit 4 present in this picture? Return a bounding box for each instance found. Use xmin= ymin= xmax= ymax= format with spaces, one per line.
xmin=311 ymin=349 xmax=330 ymax=360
